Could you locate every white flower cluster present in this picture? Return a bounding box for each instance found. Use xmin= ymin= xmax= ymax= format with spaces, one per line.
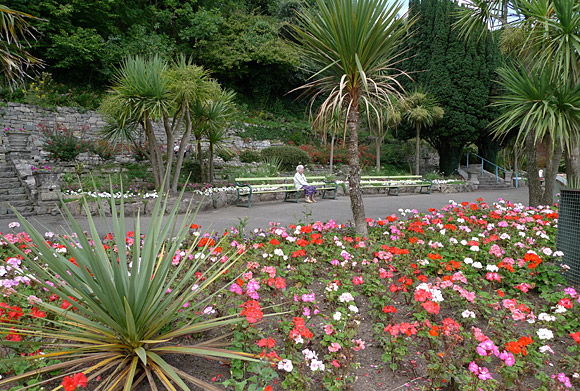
xmin=416 ymin=283 xmax=444 ymax=302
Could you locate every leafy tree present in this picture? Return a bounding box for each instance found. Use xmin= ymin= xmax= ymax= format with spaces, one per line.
xmin=402 ymin=91 xmax=444 ymax=175
xmin=291 ymin=0 xmax=411 ymax=235
xmin=401 ymin=0 xmax=502 ymax=175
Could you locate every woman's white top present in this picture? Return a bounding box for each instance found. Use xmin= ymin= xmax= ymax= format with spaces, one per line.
xmin=293 ymin=173 xmax=308 ymax=189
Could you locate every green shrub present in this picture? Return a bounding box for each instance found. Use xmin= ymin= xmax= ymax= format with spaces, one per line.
xmin=88 ymin=139 xmax=117 ymax=160
xmin=217 ymin=147 xmax=236 ymax=162
xmin=181 ymin=158 xmax=202 ymax=182
xmin=39 ymin=123 xmax=88 ymax=161
xmin=260 ymin=145 xmax=311 ymax=171
xmin=298 ymin=143 xmax=375 ymax=167
xmin=131 ymin=143 xmax=148 ymax=162
xmin=239 ymin=149 xmax=262 ymax=163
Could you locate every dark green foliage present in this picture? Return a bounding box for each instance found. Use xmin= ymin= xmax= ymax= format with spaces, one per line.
xmin=39 ymin=124 xmax=87 ymax=161
xmin=401 ymin=0 xmax=503 ymax=175
xmin=181 ymin=158 xmax=202 ymax=183
xmin=260 ymin=145 xmax=311 ymax=171
xmin=88 ymin=139 xmax=116 ymax=160
xmin=239 ymin=149 xmax=262 ymax=163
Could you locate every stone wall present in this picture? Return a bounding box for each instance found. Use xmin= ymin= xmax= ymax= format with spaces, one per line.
xmin=0 ymin=102 xmax=274 ymax=152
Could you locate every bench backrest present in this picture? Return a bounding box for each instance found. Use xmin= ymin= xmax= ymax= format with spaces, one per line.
xmin=360 ymin=175 xmax=425 ymax=181
xmin=235 ymin=176 xmax=332 ymax=185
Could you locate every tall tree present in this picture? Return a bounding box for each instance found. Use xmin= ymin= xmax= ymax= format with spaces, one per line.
xmin=401 ymin=0 xmax=502 ymax=175
xmin=402 ymin=90 xmax=444 ymax=175
xmin=291 ymin=0 xmax=412 ymax=235
xmin=456 ymin=0 xmax=580 ymax=206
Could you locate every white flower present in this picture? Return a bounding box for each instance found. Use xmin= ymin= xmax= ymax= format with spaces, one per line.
xmin=539 ymin=345 xmax=554 ymax=354
xmin=542 ymin=247 xmax=553 ymax=256
xmin=538 ymin=313 xmax=555 ymax=322
xmin=293 ymin=335 xmax=304 ymax=344
xmin=333 ymin=311 xmax=342 ymax=321
xmin=339 ymin=292 xmax=354 ymax=303
xmin=499 ymin=233 xmax=511 ymax=240
xmin=310 ymin=359 xmax=325 ymax=372
xmin=472 ymin=262 xmax=483 ymax=269
xmin=536 ymin=328 xmax=554 ymax=340
xmin=461 ymin=310 xmax=476 ymax=319
xmin=554 ymin=305 xmax=567 ymax=313
xmin=8 ymin=221 xmax=20 ymax=229
xmin=348 ymin=305 xmax=359 ymax=313
xmin=278 ymin=359 xmax=294 ymax=372
xmin=486 ymin=265 xmax=499 ymax=272
xmin=464 ymin=257 xmax=473 ymax=264
xmin=469 ymin=246 xmax=480 ymax=252
xmin=302 ymin=349 xmax=317 ymax=360
xmin=274 ymin=248 xmax=285 ymax=257
xmin=0 ymin=266 xmax=5 ymax=277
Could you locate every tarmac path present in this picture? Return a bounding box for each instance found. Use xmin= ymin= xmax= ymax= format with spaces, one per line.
xmin=0 ymin=187 xmax=530 ymax=236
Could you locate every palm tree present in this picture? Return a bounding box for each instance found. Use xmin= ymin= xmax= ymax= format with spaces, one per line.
xmin=403 ymin=91 xmax=444 ymax=175
xmin=455 ymin=0 xmax=580 ymax=206
xmin=368 ymin=101 xmax=402 ymax=173
xmin=199 ymin=86 xmax=237 ymax=183
xmin=0 ymin=5 xmax=42 ymax=87
xmin=103 ymin=55 xmax=171 ymax=189
xmin=291 ymin=0 xmax=412 ymax=235
xmin=168 ymin=56 xmax=212 ymax=191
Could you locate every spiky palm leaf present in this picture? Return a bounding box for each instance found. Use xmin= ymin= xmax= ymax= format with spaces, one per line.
xmin=0 ymin=183 xmax=261 ymax=391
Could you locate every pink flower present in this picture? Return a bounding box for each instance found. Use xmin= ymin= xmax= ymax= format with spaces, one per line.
xmin=328 ymin=342 xmax=341 ymax=352
xmin=229 ymin=283 xmax=243 ymax=295
xmin=499 ymin=350 xmax=515 ymax=366
xmin=352 ymin=276 xmax=364 ymax=285
xmin=302 ymin=293 xmax=316 ymax=302
xmin=324 ymin=324 xmax=335 ymax=336
xmin=477 ymin=340 xmax=499 ymax=357
xmin=352 ymin=339 xmax=365 ymax=351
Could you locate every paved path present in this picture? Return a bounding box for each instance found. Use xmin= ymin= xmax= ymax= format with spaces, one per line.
xmin=0 ymin=188 xmax=529 ymax=236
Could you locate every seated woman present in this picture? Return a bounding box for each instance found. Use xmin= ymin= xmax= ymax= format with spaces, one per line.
xmin=293 ymin=164 xmax=317 ymax=203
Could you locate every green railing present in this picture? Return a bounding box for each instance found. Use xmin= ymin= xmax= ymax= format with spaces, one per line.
xmin=466 ymin=153 xmax=522 ymax=189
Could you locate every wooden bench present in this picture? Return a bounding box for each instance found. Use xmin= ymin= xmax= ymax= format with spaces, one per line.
xmin=359 ymin=175 xmax=432 ymax=196
xmin=234 ymin=176 xmax=338 ymax=208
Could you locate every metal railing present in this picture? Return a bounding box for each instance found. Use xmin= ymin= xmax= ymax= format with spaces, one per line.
xmin=466 ymin=153 xmax=522 ymax=189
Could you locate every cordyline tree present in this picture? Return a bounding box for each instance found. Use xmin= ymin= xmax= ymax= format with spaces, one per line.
xmin=290 ymin=0 xmax=412 ymax=235
xmin=456 ymin=0 xmax=580 ymax=206
xmin=101 ymin=55 xmax=233 ymax=191
xmin=0 ymin=4 xmax=42 ymax=88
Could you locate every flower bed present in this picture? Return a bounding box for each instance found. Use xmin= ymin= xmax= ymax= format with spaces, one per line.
xmin=0 ymin=198 xmax=578 ymax=391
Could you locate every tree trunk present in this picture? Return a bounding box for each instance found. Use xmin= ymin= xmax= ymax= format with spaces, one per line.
xmin=347 ymin=104 xmax=367 ymax=236
xmin=330 ymin=133 xmax=335 ymax=174
xmin=196 ymin=137 xmax=205 ymax=183
xmin=144 ymin=115 xmax=162 ymax=189
xmin=526 ymin=132 xmax=541 ymax=207
xmin=171 ymin=104 xmax=190 ymax=192
xmin=540 ymin=136 xmax=562 ymax=206
xmin=376 ymin=138 xmax=381 ymax=173
xmin=436 ymin=141 xmax=462 ymax=176
xmin=209 ymin=144 xmax=214 ymax=183
xmin=163 ymin=112 xmax=174 ymax=191
xmin=565 ymin=139 xmax=580 ymax=187
xmin=415 ymin=125 xmax=421 ymax=175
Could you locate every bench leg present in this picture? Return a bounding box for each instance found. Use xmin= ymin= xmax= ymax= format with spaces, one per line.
xmin=236 ymin=194 xmax=251 ymax=207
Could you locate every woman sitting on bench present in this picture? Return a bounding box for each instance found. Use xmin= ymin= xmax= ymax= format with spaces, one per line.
xmin=294 ymin=165 xmax=317 ymax=203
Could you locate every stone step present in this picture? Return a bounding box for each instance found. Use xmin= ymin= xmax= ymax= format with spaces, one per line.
xmin=0 ymin=187 xmax=25 ymax=195
xmin=0 ymin=200 xmax=34 ymax=208
xmin=0 ymin=171 xmax=17 ymax=178
xmin=0 ymin=177 xmax=21 ymax=186
xmin=0 ymin=194 xmax=28 ymax=202
xmin=0 ymin=206 xmax=35 ymax=217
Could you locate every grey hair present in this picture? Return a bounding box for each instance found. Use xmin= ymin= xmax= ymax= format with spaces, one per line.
xmin=296 ymin=165 xmax=304 ymax=172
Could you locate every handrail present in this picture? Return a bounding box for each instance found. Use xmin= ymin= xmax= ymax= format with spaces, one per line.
xmin=466 ymin=153 xmax=521 ymax=188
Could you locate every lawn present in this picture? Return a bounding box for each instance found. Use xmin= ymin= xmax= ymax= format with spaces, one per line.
xmin=0 ymin=196 xmax=578 ymax=391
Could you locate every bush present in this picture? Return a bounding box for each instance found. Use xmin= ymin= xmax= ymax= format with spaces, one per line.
xmin=260 ymin=145 xmax=311 ymax=171
xmin=131 ymin=143 xmax=148 ymax=162
xmin=239 ymin=149 xmax=262 ymax=163
xmin=298 ymin=143 xmax=375 ymax=167
xmin=39 ymin=123 xmax=88 ymax=161
xmin=181 ymin=158 xmax=202 ymax=183
xmin=217 ymin=147 xmax=236 ymax=162
xmin=88 ymin=139 xmax=117 ymax=160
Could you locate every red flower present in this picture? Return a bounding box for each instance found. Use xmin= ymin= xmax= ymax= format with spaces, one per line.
xmin=241 ymin=300 xmax=263 ymax=324
xmin=30 ymin=307 xmax=46 ymax=318
xmin=382 ymin=305 xmax=397 ymax=313
xmin=421 ymin=301 xmax=440 ymax=314
xmin=570 ymin=332 xmax=580 ymax=344
xmin=62 ymin=373 xmax=88 ymax=391
xmin=352 ymin=276 xmax=364 ymax=285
